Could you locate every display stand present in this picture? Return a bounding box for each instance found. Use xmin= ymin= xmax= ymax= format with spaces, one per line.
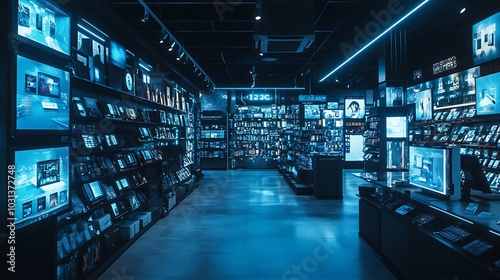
xmin=313 ymin=156 xmax=343 ymax=199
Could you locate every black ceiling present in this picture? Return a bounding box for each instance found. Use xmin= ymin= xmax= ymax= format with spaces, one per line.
xmin=96 ymin=0 xmax=500 ymax=92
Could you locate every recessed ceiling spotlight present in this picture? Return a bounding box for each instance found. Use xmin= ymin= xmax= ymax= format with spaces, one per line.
xmin=255 ymin=15 xmax=262 ymax=21
xmin=259 ymin=52 xmax=264 ymax=56
xmin=460 ymin=7 xmax=466 ymax=14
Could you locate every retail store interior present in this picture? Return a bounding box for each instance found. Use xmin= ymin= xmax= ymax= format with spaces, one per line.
xmin=2 ymin=0 xmax=500 ymax=279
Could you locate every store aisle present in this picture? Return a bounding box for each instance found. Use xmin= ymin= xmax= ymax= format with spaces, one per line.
xmin=98 ymin=170 xmax=397 ymax=280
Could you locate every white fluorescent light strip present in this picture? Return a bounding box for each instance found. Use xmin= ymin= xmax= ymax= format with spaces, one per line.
xmin=319 ymin=0 xmax=430 ymax=82
xmin=77 ymin=24 xmax=106 ymax=43
xmin=80 ymin=19 xmax=109 ymax=38
xmin=433 ymin=102 xmax=476 ymax=110
xmin=429 ymin=205 xmax=473 ymax=224
xmin=126 ymin=49 xmax=135 ymax=56
xmin=489 ymin=230 xmax=500 ymax=237
xmin=139 ymin=63 xmax=151 ymax=72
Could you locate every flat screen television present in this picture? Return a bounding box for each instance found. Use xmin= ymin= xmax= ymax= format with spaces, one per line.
xmin=386 ymin=116 xmax=407 ymax=138
xmin=344 ymin=97 xmax=365 ymax=119
xmin=409 ymin=146 xmax=458 ymax=197
xmin=303 ymin=104 xmax=321 ymax=120
xmin=415 ymin=89 xmax=432 ymax=121
xmin=16 ymin=55 xmax=70 ymax=131
xmin=473 ymin=11 xmax=500 ymax=65
xmin=433 ymin=67 xmax=480 ymax=108
xmin=406 ymin=81 xmax=432 ymax=105
xmin=17 ymin=0 xmax=71 ymax=55
xmin=108 ymin=40 xmax=126 ymax=69
xmin=386 ymin=87 xmax=403 ymax=107
xmin=13 ymin=146 xmax=70 ymax=229
xmin=476 ymin=71 xmax=500 ymax=116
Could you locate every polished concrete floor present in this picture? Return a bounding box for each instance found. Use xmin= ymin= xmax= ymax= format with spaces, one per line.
xmin=98 ymin=170 xmax=397 ymax=280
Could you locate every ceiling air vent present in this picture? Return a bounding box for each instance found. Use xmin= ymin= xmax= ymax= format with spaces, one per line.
xmin=254 ymin=0 xmax=315 ymax=54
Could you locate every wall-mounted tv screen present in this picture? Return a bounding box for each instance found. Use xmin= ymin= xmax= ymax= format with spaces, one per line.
xmin=433 ymin=67 xmax=480 ymax=108
xmin=476 ymin=71 xmax=500 ymax=116
xmin=322 ymin=109 xmax=343 ymax=119
xmin=386 ymin=87 xmax=403 ymax=107
xmin=16 ymin=55 xmax=70 ymax=131
xmin=14 ymin=146 xmax=70 ymax=229
xmin=473 ymin=11 xmax=500 ymax=65
xmin=415 ymin=89 xmax=432 ymax=121
xmin=407 ymin=81 xmax=432 ymax=105
xmin=109 ymin=40 xmax=126 ymax=69
xmin=386 ymin=116 xmax=407 ymax=138
xmin=345 ymin=135 xmax=364 ymax=162
xmin=17 ymin=0 xmax=71 ymax=55
xmin=409 ymin=146 xmax=453 ymax=196
xmin=303 ymin=104 xmax=321 ymax=120
xmin=344 ymin=97 xmax=365 ymax=119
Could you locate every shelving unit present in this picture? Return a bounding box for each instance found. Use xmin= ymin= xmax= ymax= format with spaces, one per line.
xmin=200 ymin=110 xmax=228 ymax=169
xmin=277 ymin=105 xmax=300 ymax=173
xmin=57 ymin=69 xmax=197 ymax=278
xmin=230 ymin=106 xmax=281 ymax=169
xmin=8 ymin=7 xmax=200 ymax=278
xmin=411 ymin=105 xmax=500 ymax=193
xmin=363 ymin=108 xmax=381 ymax=180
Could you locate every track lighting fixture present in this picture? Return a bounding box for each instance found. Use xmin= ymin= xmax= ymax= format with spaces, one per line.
xmin=141 ymin=9 xmax=149 ymax=22
xmin=160 ymin=31 xmax=167 ymax=44
xmin=255 ymin=0 xmax=262 ymax=21
xmin=138 ymin=0 xmax=216 ymax=89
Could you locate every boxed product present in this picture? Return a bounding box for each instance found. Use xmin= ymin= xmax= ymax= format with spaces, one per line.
xmin=119 ymin=219 xmax=140 ymax=240
xmin=127 ymin=212 xmax=152 ymax=228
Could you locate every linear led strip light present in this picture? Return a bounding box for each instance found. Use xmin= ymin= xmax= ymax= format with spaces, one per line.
xmin=319 ymin=0 xmax=430 ymax=83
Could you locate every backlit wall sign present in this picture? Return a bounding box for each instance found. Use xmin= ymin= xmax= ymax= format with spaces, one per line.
xmin=473 ymin=11 xmax=500 ymax=65
xmin=432 ymin=56 xmax=457 ymax=75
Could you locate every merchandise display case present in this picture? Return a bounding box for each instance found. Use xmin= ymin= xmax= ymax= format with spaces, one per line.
xmin=231 ymin=105 xmax=281 ymax=169
xmin=200 ymin=110 xmax=228 ymax=169
xmin=359 ymin=185 xmax=500 ymax=280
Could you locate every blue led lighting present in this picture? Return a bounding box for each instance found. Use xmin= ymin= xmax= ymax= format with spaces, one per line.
xmin=319 ymin=0 xmax=430 ymax=83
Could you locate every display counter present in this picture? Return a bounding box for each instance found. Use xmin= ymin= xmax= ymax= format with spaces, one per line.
xmin=358 ymin=184 xmax=500 ymax=280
